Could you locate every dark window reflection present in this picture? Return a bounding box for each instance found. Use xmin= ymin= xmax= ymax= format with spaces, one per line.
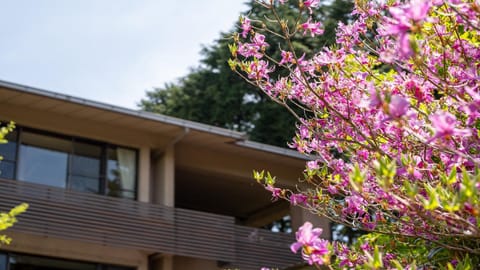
xmin=17 ymin=145 xmax=68 ymax=188
xmin=0 ymin=130 xmax=17 ymax=179
xmin=0 ymin=161 xmax=15 ymax=179
xmin=9 ymin=254 xmax=96 ymax=270
xmin=70 ymin=141 xmax=101 ymax=193
xmin=0 ymin=253 xmax=6 ymax=270
xmin=70 ymin=176 xmax=99 ymax=194
xmin=17 ymin=132 xmax=70 ymax=188
xmin=5 ymin=253 xmax=134 ymax=270
xmin=0 ymin=130 xmax=17 ymax=161
xmin=2 ymin=127 xmax=137 ymax=199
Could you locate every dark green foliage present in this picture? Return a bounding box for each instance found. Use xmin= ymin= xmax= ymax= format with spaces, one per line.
xmin=139 ymin=0 xmax=353 ymax=147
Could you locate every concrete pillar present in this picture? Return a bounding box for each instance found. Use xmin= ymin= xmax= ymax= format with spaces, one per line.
xmin=290 ymin=206 xmax=331 ymax=240
xmin=152 ymin=145 xmax=175 ymax=207
xmin=150 ymin=254 xmax=173 ymax=270
xmin=137 ymin=146 xmax=151 ymax=203
xmin=150 ymin=144 xmax=175 ymax=270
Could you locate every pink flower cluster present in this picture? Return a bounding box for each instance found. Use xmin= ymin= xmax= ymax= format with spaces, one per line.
xmin=290 ymin=222 xmax=330 ymax=265
xmin=232 ymin=0 xmax=480 ymax=267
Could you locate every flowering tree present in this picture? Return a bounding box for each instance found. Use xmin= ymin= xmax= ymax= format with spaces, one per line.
xmin=0 ymin=122 xmax=28 ymax=245
xmin=229 ymin=0 xmax=480 ymax=268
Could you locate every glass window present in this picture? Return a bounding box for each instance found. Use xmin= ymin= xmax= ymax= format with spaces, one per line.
xmin=9 ymin=254 xmax=97 ymax=270
xmin=331 ymin=223 xmax=364 ymax=245
xmin=17 ymin=132 xmax=71 ymax=188
xmin=6 ymin=253 xmax=134 ymax=270
xmin=69 ymin=141 xmax=101 ymax=193
xmin=2 ymin=126 xmax=137 ymax=199
xmin=17 ymin=145 xmax=68 ymax=188
xmin=0 ymin=130 xmax=17 ymax=162
xmin=0 ymin=161 xmax=15 ymax=179
xmin=0 ymin=130 xmax=17 ymax=179
xmin=70 ymin=176 xmax=100 ymax=194
xmin=0 ymin=253 xmax=6 ymax=270
xmin=106 ymin=147 xmax=136 ymax=199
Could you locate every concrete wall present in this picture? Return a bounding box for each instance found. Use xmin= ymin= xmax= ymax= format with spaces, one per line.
xmin=149 ymin=255 xmax=221 ymax=270
xmin=291 ymin=206 xmax=331 ymax=241
xmin=173 ymin=256 xmax=220 ymax=270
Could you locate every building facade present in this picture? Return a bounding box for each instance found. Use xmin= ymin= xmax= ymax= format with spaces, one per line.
xmin=0 ymin=80 xmax=329 ymax=270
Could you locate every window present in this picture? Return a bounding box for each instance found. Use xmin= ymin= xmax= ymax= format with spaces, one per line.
xmin=18 ymin=132 xmax=70 ymax=188
xmin=0 ymin=252 xmax=133 ymax=270
xmin=106 ymin=147 xmax=136 ymax=199
xmin=0 ymin=125 xmax=137 ymax=200
xmin=262 ymin=215 xmax=292 ymax=233
xmin=0 ymin=129 xmax=17 ymax=180
xmin=70 ymin=141 xmax=102 ymax=194
xmin=331 ymin=223 xmax=364 ymax=245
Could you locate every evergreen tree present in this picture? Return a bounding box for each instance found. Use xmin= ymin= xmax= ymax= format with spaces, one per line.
xmin=139 ymin=0 xmax=353 ymax=147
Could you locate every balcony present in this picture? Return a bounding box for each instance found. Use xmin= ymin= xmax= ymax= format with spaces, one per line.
xmin=0 ymin=178 xmax=300 ymax=269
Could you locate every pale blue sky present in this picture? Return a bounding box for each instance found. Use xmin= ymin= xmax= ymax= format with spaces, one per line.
xmin=0 ymin=1 xmax=248 ymax=109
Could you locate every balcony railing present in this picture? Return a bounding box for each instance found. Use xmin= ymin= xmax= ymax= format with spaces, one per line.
xmin=0 ymin=178 xmax=300 ymax=269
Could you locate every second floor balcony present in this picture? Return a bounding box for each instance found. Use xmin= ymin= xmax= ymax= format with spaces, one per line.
xmin=0 ymin=177 xmax=300 ymax=270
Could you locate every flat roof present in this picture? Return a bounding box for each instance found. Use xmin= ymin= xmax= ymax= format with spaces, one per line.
xmin=0 ymin=79 xmax=309 ymax=160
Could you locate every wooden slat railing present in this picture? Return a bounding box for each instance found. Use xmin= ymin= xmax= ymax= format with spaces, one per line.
xmin=231 ymin=226 xmax=300 ymax=269
xmin=0 ymin=178 xmax=299 ymax=269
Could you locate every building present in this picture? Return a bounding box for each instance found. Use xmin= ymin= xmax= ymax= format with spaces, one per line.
xmin=0 ymin=80 xmax=329 ymax=270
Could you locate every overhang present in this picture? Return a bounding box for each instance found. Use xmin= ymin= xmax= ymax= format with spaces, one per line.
xmin=0 ymin=79 xmax=309 ymax=165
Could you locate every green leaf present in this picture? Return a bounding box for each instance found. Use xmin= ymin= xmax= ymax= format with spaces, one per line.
xmin=349 ymin=163 xmax=365 ymax=192
xmin=9 ymin=203 xmax=29 ymax=216
xmin=447 ymin=166 xmax=457 ymax=185
xmin=423 ymin=184 xmax=440 ymax=210
xmin=373 ymin=245 xmax=383 ymax=268
xmin=403 ymin=180 xmax=418 ymax=197
xmin=253 ymin=170 xmax=265 ymax=183
xmin=390 ymin=260 xmax=404 ymax=270
xmin=460 ymin=167 xmax=476 ymax=200
xmin=265 ymin=171 xmax=276 ymax=186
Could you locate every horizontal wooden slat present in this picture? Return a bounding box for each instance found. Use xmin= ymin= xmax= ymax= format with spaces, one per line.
xmin=0 ymin=178 xmax=300 ymax=269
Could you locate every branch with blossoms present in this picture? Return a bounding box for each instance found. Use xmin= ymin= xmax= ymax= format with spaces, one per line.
xmin=230 ymin=0 xmax=480 ymax=268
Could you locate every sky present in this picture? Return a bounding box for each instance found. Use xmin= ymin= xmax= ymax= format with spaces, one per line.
xmin=0 ymin=1 xmax=248 ymax=109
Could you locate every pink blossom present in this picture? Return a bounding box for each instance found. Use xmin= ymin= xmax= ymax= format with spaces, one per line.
xmin=428 ymin=111 xmax=471 ymax=142
xmin=327 ymin=185 xmax=338 ymax=194
xmin=307 ymin=160 xmax=319 ymax=170
xmin=344 ymin=195 xmax=366 ymax=216
xmin=303 ymin=0 xmax=320 ymax=14
xmin=306 ymin=240 xmax=330 ymax=265
xmin=299 ymin=125 xmax=309 ymax=139
xmin=234 ymin=0 xmax=480 ymax=263
xmin=291 ymin=222 xmax=329 ymax=265
xmin=290 ymin=193 xmax=308 ymax=205
xmin=237 ymin=43 xmax=263 ymax=59
xmin=301 ymin=18 xmax=324 ymax=37
xmin=240 ymin=17 xmax=251 ymax=38
xmin=369 ymin=88 xmax=382 ymax=108
xmin=265 ymin=185 xmax=282 ymax=199
xmin=252 ymin=33 xmax=268 ymax=48
xmin=279 ymin=50 xmax=294 ymax=65
xmin=405 ymin=79 xmax=431 ymax=102
xmin=388 ymin=95 xmax=409 ymax=118
xmin=248 ymin=60 xmax=274 ymax=80
xmin=383 ymin=0 xmax=432 ymax=58
xmin=291 ymin=222 xmax=323 ymax=253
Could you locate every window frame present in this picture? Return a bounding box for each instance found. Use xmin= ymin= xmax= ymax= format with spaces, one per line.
xmin=0 ymin=251 xmax=134 ymax=270
xmin=0 ymin=124 xmax=138 ymax=200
